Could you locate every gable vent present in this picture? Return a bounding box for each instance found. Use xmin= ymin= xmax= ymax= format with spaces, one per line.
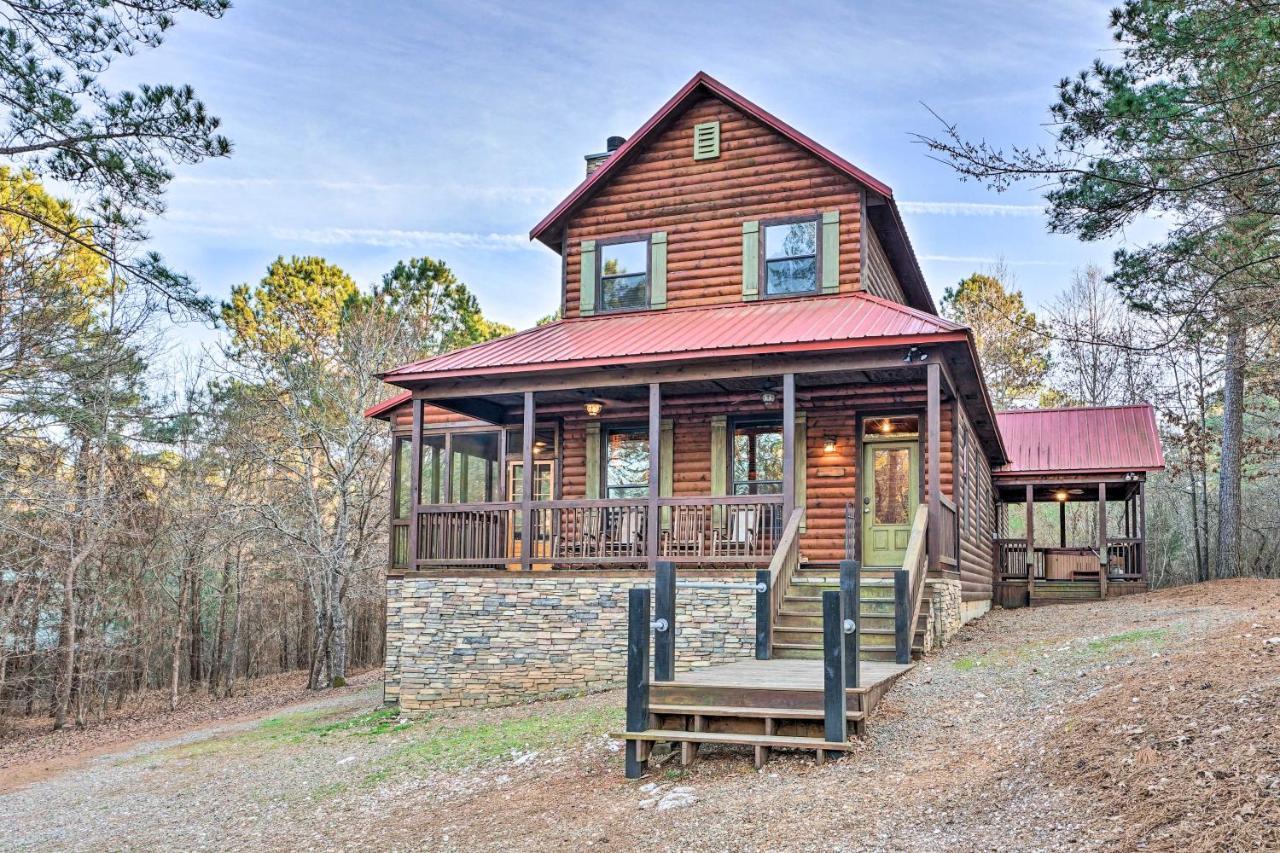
xmin=692 ymin=120 xmax=720 ymax=160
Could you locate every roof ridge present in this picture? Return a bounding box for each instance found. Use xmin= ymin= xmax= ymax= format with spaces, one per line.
xmin=851 ymin=291 xmax=962 ymax=331
xmin=996 ymin=403 xmax=1155 ymax=415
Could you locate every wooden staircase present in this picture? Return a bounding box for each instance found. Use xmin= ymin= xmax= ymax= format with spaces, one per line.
xmin=621 ymin=659 xmax=911 ymax=769
xmin=616 ymin=507 xmax=929 ymax=774
xmin=772 ymin=563 xmax=928 ymax=661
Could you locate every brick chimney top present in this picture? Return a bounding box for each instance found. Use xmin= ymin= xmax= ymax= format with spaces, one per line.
xmin=584 ymin=136 xmax=626 ymax=176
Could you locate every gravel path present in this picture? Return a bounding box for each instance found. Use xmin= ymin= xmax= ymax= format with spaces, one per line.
xmin=2 ymin=580 xmax=1273 ymax=852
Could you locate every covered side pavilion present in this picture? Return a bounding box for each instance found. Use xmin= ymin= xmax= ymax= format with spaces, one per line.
xmin=991 ymin=405 xmax=1165 ymax=608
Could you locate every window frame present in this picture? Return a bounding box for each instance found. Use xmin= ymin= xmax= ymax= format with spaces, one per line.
xmin=595 ymin=232 xmax=653 ymax=314
xmin=601 ymin=422 xmax=651 ymax=499
xmin=758 ymin=214 xmax=822 ymax=300
xmin=729 ymin=416 xmax=784 ymax=496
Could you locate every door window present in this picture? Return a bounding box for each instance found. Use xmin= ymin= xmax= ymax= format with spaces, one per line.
xmin=873 ymin=447 xmax=911 ymax=525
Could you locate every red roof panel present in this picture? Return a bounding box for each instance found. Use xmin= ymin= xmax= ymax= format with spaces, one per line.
xmin=995 ymin=405 xmax=1165 ymax=476
xmin=379 ymin=293 xmax=965 ymax=384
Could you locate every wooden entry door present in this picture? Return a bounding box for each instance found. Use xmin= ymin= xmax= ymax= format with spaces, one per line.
xmin=861 ymin=440 xmax=920 ymax=567
xmin=506 ymin=459 xmax=554 ymax=570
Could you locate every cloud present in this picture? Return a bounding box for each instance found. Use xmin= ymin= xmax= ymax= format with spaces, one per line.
xmin=266 ymin=227 xmax=535 ymax=250
xmin=160 ymin=219 xmax=536 ymax=251
xmin=898 ymin=201 xmax=1043 ymax=217
xmin=920 ymin=254 xmax=1063 ymax=266
xmin=171 ymin=175 xmax=568 ymax=205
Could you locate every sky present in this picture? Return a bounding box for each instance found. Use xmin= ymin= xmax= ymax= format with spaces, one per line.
xmin=105 ymin=0 xmax=1165 ymax=340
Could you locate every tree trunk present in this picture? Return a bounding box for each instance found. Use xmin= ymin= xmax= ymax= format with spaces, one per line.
xmin=1217 ymin=319 xmax=1246 ymax=579
xmin=170 ymin=565 xmax=190 ymax=712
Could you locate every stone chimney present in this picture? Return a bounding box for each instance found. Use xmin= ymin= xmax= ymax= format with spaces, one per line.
xmin=584 ymin=135 xmax=626 ymax=176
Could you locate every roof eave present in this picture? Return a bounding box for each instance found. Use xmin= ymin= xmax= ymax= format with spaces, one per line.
xmin=382 ymin=330 xmax=969 ymax=388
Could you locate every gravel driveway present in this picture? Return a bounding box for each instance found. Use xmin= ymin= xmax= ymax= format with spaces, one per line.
xmin=3 ymin=580 xmax=1274 ymax=852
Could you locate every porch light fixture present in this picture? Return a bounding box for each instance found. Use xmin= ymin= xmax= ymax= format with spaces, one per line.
xmin=823 ymin=435 xmax=838 ymax=454
xmin=584 ymin=400 xmax=604 ymax=417
xmin=879 ymin=419 xmax=893 ymax=434
xmin=760 ymin=388 xmax=778 ymax=405
xmin=1055 ymin=490 xmax=1069 ymax=502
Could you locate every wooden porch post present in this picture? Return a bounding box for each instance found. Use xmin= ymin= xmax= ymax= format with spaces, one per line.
xmin=647 ymin=383 xmax=661 ymax=572
xmin=782 ymin=373 xmax=796 ymax=517
xmin=926 ymin=362 xmax=941 ymax=575
xmin=1097 ymin=482 xmax=1108 ymax=598
xmin=521 ymin=391 xmax=535 ymax=571
xmin=1059 ymin=499 xmax=1067 ymax=549
xmin=1138 ymin=480 xmax=1148 ymax=583
xmin=408 ymin=398 xmax=423 ymax=568
xmin=1025 ymin=484 xmax=1035 ymax=596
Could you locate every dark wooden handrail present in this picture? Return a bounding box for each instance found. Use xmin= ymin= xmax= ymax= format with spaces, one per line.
xmin=765 ymin=507 xmax=805 ymax=653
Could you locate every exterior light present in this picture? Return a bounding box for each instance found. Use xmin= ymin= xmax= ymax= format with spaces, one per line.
xmin=761 ymin=389 xmax=777 ymax=405
xmin=823 ymin=435 xmax=838 ymax=454
xmin=1055 ymin=490 xmax=1068 ymax=502
xmin=879 ymin=419 xmax=893 ymax=434
xmin=584 ymin=401 xmax=604 ymax=417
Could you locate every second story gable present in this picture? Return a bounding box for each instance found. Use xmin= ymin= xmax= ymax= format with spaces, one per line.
xmin=531 ymin=72 xmax=936 ymax=320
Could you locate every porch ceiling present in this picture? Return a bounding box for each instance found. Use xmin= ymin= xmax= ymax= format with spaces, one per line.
xmin=994 ymin=479 xmax=1142 ymax=503
xmin=421 ymin=364 xmax=947 ymax=422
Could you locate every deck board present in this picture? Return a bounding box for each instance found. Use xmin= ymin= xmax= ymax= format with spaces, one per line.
xmin=660 ymin=658 xmax=912 ymax=691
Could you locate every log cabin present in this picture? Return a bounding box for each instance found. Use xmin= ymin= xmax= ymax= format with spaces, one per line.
xmin=366 ymin=72 xmax=1164 ymax=770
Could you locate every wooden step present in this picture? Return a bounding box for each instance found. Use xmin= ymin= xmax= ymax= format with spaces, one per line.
xmin=649 ymin=703 xmax=864 ymax=721
xmin=615 ymin=729 xmax=853 ymax=752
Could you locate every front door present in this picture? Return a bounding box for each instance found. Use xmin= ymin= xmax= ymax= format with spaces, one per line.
xmin=506 ymin=459 xmax=554 ymax=570
xmin=862 ymin=440 xmax=920 ymax=567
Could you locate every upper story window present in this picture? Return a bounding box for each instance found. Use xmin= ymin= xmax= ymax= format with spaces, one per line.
xmin=599 ymin=238 xmax=649 ymax=312
xmin=762 ymin=218 xmax=818 ymax=297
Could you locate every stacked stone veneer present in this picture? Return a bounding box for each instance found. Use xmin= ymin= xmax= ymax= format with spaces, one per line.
xmin=921 ymin=577 xmax=964 ymax=653
xmin=384 ymin=574 xmax=756 ymax=711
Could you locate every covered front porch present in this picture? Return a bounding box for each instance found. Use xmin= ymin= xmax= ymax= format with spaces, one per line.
xmin=384 ymin=351 xmax=964 ymax=575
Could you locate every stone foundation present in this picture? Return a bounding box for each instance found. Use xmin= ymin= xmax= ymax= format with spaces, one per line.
xmin=924 ymin=577 xmax=964 ymax=651
xmin=384 ymin=573 xmax=756 ymax=711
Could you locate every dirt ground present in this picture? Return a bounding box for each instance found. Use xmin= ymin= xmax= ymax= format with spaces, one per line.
xmin=2 ymin=579 xmax=1277 ymax=852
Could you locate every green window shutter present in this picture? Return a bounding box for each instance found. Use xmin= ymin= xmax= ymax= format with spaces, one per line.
xmin=741 ymin=221 xmax=760 ymax=301
xmin=659 ymin=418 xmax=674 ymax=531
xmin=794 ymin=412 xmax=808 ymax=532
xmin=821 ymin=211 xmax=840 ymax=294
xmin=580 ymin=239 xmax=597 ymax=316
xmin=692 ymin=121 xmax=720 ymax=160
xmin=710 ymin=415 xmax=728 ymax=528
xmin=650 ymin=232 xmax=668 ymax=309
xmin=584 ymin=421 xmax=601 ymax=499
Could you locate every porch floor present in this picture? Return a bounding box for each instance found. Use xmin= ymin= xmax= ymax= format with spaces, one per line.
xmin=665 ymin=657 xmax=912 ymax=691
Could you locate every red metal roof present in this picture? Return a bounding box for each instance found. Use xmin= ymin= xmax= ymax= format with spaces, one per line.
xmin=994 ymin=405 xmax=1165 ymax=476
xmin=365 ymin=389 xmax=410 ymax=419
xmin=531 ymin=71 xmax=893 ymax=246
xmin=379 ymin=293 xmax=965 ymax=385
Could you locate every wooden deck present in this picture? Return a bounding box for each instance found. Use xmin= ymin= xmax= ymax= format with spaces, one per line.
xmin=617 ymin=657 xmax=914 ymax=770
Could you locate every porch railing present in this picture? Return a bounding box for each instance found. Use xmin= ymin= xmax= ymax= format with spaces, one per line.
xmin=994 ymin=538 xmax=1044 ymax=580
xmin=1106 ymin=537 xmax=1144 ymax=580
xmin=412 ymin=494 xmax=785 ymax=567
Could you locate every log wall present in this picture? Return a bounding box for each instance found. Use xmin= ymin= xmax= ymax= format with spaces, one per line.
xmin=560 ymin=93 xmax=870 ymax=317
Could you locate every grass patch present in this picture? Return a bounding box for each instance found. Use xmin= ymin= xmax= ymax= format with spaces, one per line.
xmin=1086 ymin=627 xmax=1168 ymax=653
xmin=952 ymin=656 xmax=982 ymax=672
xmin=362 ymin=705 xmax=622 ymax=785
